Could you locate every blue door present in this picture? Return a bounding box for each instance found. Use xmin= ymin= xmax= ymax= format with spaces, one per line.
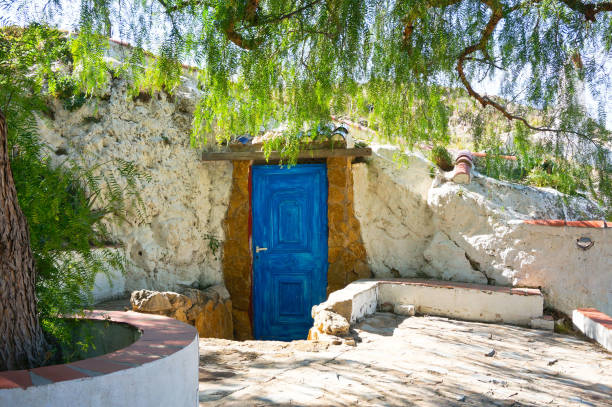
xmin=252 ymin=164 xmax=328 ymax=340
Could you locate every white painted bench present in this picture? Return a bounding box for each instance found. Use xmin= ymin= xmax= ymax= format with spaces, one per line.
xmin=313 ymin=279 xmax=544 ymax=329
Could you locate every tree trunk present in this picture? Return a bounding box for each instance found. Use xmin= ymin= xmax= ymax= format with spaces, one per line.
xmin=0 ymin=109 xmax=47 ymax=371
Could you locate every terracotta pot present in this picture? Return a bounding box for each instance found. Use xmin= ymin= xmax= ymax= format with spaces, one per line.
xmin=452 ymin=152 xmax=474 ymax=184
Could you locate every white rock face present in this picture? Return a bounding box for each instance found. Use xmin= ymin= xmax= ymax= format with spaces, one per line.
xmin=352 ymin=146 xmax=434 ymax=277
xmin=354 ymin=144 xmax=611 ymax=316
xmin=37 ymin=77 xmax=232 ymax=295
xmin=422 ymin=231 xmax=487 ymax=284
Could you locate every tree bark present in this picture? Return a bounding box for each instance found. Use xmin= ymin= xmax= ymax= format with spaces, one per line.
xmin=0 ymin=109 xmax=47 ymax=371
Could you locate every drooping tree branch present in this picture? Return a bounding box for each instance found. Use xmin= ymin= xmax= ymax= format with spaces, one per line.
xmin=454 ymin=0 xmax=605 ymax=144
xmin=252 ymin=0 xmax=323 ymax=27
xmin=224 ymin=0 xmax=324 ymax=49
xmin=455 ymin=1 xmax=504 ymax=110
xmin=156 ymin=0 xmax=610 ymax=139
xmin=244 ymin=0 xmax=260 ymax=23
xmin=157 ymin=0 xmax=262 ymax=49
xmin=557 ymin=0 xmax=612 ymax=21
xmin=223 ymin=19 xmax=263 ymax=50
xmin=402 ymin=0 xmax=462 ymax=50
xmin=158 ymin=0 xmax=323 ymax=50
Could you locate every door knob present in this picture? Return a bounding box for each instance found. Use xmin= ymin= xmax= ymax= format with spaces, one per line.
xmin=256 ymin=246 xmax=268 ymax=253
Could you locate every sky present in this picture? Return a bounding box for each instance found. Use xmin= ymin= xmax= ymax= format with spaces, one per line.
xmin=2 ymin=0 xmax=611 ymax=130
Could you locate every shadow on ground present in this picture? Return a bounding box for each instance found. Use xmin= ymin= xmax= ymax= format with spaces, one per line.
xmin=197 ymin=314 xmax=612 ymax=406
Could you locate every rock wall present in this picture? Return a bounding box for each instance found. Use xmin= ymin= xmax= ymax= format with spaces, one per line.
xmin=131 ymin=285 xmax=233 ymax=339
xmin=222 ymin=161 xmax=253 ymax=340
xmin=352 ymin=147 xmax=435 ymax=277
xmin=37 ymin=71 xmax=610 ymax=319
xmin=327 ymin=157 xmax=371 ymax=294
xmin=37 ymin=76 xmax=232 ymax=295
xmin=354 ymin=145 xmax=611 ymax=316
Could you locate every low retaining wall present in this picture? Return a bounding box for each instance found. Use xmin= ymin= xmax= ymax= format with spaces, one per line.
xmin=310 ymin=279 xmax=544 ymax=340
xmin=0 ymin=311 xmax=199 ymax=407
xmin=378 ymin=279 xmax=543 ymax=325
xmin=573 ymin=308 xmax=612 ymax=352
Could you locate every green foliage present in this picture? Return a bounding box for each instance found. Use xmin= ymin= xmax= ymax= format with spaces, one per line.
xmin=473 ymin=122 xmax=611 ymax=216
xmin=23 ymin=0 xmax=609 ymax=211
xmin=0 ymin=24 xmax=69 ymax=135
xmin=126 ymin=42 xmax=184 ymax=99
xmin=50 ymin=76 xmax=88 ymax=111
xmin=261 ymin=131 xmax=302 ymax=166
xmin=428 ymin=145 xmax=454 ymax=172
xmin=11 ymin=150 xmax=149 ymax=329
xmin=1 ymin=24 xmax=149 ymax=354
xmin=257 ymin=123 xmax=342 ymax=165
xmin=69 ymin=27 xmax=109 ymax=96
xmin=203 ymin=233 xmax=220 ymax=259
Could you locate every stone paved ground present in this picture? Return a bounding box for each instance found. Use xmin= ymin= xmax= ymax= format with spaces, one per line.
xmin=198 ymin=313 xmax=612 ymax=406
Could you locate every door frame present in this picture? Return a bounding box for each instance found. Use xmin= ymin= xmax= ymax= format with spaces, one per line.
xmin=250 ymin=163 xmax=328 ymax=340
xmin=221 ymin=157 xmax=368 ymax=340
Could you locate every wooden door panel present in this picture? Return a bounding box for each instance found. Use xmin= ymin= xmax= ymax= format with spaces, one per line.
xmin=252 ymin=164 xmax=328 ymax=340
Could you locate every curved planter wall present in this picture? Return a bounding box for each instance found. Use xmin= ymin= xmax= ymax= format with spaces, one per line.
xmin=0 ymin=311 xmax=198 ymax=407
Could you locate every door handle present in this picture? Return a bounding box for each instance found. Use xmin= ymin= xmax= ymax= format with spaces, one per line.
xmin=256 ymin=246 xmax=268 ymax=253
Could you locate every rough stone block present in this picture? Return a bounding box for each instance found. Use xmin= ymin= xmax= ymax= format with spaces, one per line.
xmin=194 ymin=299 xmax=233 ymax=339
xmin=328 ymin=185 xmax=347 ymax=204
xmin=328 ymin=231 xmax=346 ymax=248
xmin=313 ymin=310 xmax=350 ymax=336
xmin=131 ymin=285 xmax=233 ymax=339
xmin=328 ymin=203 xmax=346 ymax=226
xmin=348 ymin=221 xmax=362 ymax=243
xmin=223 ymin=160 xmax=253 ymax=338
xmin=225 ymin=198 xmax=249 ymax=219
xmin=328 ymin=247 xmax=343 ymax=263
xmin=328 ymin=169 xmax=348 ymax=187
xmin=337 ymin=219 xmax=350 ymax=234
xmin=224 ymin=223 xmax=248 ymax=241
xmin=223 ymin=276 xmax=250 ymax=311
xmin=348 ymin=241 xmax=367 ymax=260
xmin=342 ymin=250 xmax=357 ymax=266
xmin=327 ymin=261 xmax=347 ymax=289
xmin=131 ymin=290 xmax=173 ymax=313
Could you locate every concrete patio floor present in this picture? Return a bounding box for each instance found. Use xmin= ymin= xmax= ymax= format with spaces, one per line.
xmin=198 ymin=313 xmax=612 ymax=406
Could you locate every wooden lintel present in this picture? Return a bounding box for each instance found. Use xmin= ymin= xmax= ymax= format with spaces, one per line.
xmin=201 ymin=147 xmax=372 ymax=161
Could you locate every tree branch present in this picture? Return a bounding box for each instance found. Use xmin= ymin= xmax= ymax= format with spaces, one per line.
xmin=455 ymin=1 xmax=603 ymax=145
xmin=223 ymin=0 xmax=324 ymax=50
xmin=557 ymin=0 xmax=612 ymax=21
xmin=464 ymin=56 xmax=504 ymax=70
xmin=158 ymin=0 xmax=322 ymax=50
xmin=223 ymin=19 xmax=262 ymax=50
xmin=254 ymin=0 xmax=323 ymax=26
xmin=402 ymin=0 xmax=462 ymax=50
xmin=245 ymin=0 xmax=260 ymax=23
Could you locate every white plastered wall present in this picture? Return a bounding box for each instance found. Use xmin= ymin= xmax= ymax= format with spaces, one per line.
xmin=353 ymin=145 xmax=611 ymax=316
